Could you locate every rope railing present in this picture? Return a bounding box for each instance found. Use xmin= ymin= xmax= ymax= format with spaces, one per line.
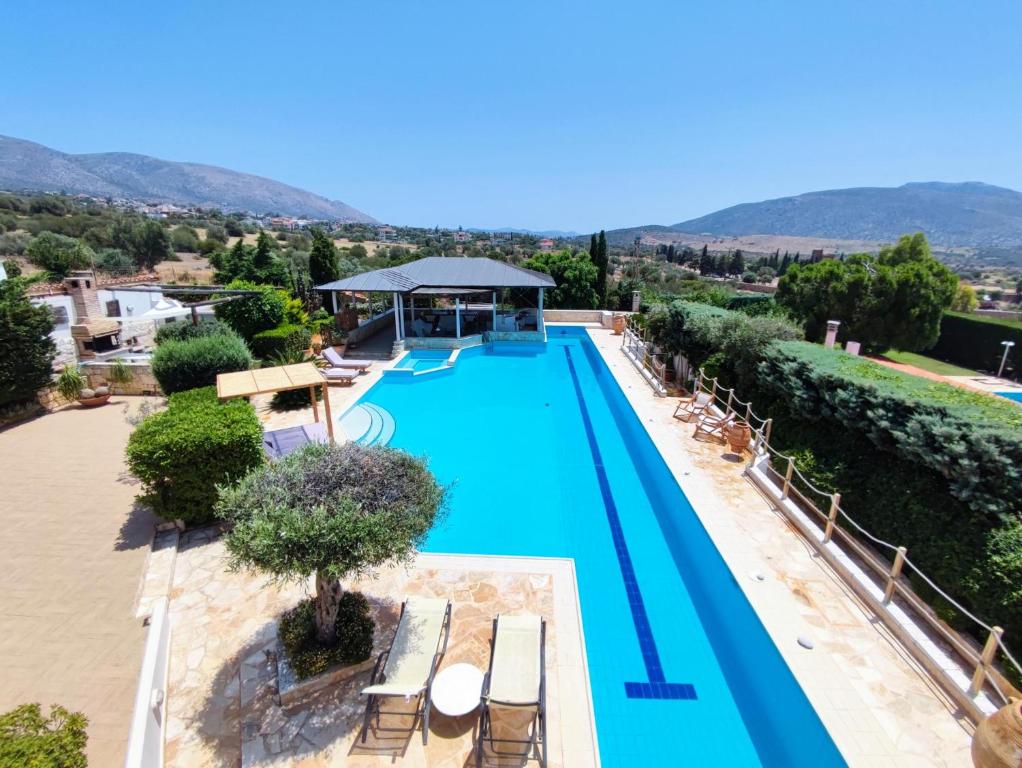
xmin=621 ymin=327 xmax=668 ymax=395
xmin=687 ymin=366 xmax=1021 ymax=719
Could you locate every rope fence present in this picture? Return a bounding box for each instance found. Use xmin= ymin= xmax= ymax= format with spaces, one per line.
xmin=687 ymin=367 xmax=1020 ymax=722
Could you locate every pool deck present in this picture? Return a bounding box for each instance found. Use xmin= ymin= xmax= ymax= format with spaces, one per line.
xmin=161 ymin=533 xmax=598 ymax=767
xmin=585 ymin=327 xmax=973 ymax=767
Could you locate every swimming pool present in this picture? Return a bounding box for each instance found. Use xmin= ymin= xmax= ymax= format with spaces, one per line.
xmin=997 ymin=390 xmax=1022 ymax=404
xmin=394 ymin=349 xmax=452 ymax=372
xmin=347 ymin=328 xmax=844 ymax=767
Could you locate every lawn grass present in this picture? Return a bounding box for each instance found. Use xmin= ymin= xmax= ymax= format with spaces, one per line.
xmin=882 ymin=349 xmax=979 ymax=377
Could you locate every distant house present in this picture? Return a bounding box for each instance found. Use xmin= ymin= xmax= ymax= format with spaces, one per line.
xmin=454 ymin=229 xmax=470 ymax=243
xmin=538 ymin=238 xmax=555 ymax=252
xmin=377 ymin=226 xmax=398 ymax=242
xmin=271 ymin=217 xmax=298 ymax=230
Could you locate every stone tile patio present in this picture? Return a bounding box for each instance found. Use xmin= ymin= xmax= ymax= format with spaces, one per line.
xmin=586 ymin=327 xmax=975 ymax=767
xmin=163 ymin=532 xmax=596 ymax=768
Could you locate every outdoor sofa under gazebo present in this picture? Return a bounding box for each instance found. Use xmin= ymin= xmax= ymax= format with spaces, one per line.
xmin=216 ymin=363 xmax=334 ymax=459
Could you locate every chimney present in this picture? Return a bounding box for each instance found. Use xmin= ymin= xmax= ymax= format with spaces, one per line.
xmin=64 ymin=271 xmax=101 ymax=322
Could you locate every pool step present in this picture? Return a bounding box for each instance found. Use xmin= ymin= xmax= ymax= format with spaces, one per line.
xmin=338 ymin=403 xmax=395 ymax=447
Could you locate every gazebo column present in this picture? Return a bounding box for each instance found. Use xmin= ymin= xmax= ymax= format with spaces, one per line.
xmin=409 ymin=294 xmax=415 ymax=327
xmin=455 ymin=297 xmax=461 ymax=338
xmin=538 ymin=287 xmax=545 ymax=333
xmin=392 ymin=291 xmax=402 ymax=340
xmin=330 ymin=291 xmax=337 ymax=314
xmin=492 ymin=291 xmax=497 ymax=331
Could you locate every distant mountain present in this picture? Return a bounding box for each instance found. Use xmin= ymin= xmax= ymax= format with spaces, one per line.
xmin=0 ymin=135 xmax=376 ymax=222
xmin=670 ymin=182 xmax=1022 ymax=248
xmin=470 ymin=227 xmax=581 ymax=238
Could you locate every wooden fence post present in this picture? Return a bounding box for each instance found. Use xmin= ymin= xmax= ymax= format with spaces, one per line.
xmin=781 ymin=458 xmax=794 ymax=499
xmin=823 ymin=493 xmax=841 ymax=543
xmin=745 ymin=402 xmax=752 ymax=423
xmin=883 ymin=546 xmax=907 ymax=603
xmin=968 ymin=626 xmax=1004 ymax=696
xmin=764 ymin=418 xmax=772 ymax=444
xmin=725 ymin=388 xmax=734 ymax=414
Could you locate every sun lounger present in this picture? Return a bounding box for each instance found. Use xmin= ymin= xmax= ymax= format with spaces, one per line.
xmin=476 ymin=613 xmax=547 ymax=768
xmin=674 ymin=391 xmax=713 ymax=421
xmin=322 ymin=367 xmax=359 ymax=385
xmin=321 ymin=346 xmax=373 ymax=371
xmin=693 ymin=410 xmax=734 ymax=443
xmin=360 ymin=597 xmax=452 ymax=745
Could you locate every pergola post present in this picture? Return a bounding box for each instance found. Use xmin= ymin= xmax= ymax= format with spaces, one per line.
xmin=409 ymin=294 xmax=415 ymax=328
xmin=538 ymin=287 xmax=545 ymax=333
xmin=321 ymin=382 xmax=335 ymax=443
xmin=492 ymin=290 xmax=497 ymax=331
xmin=308 ymin=386 xmax=320 ymax=422
xmin=455 ymin=297 xmax=462 ymax=338
xmin=397 ymin=293 xmax=405 ymax=339
xmin=330 ymin=291 xmax=337 ymax=314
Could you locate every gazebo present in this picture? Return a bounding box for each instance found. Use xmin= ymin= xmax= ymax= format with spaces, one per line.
xmin=316 ymin=256 xmax=556 ymax=349
xmin=216 ymin=363 xmax=334 ymax=458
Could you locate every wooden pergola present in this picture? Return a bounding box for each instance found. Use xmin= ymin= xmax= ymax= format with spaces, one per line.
xmin=216 ymin=363 xmax=335 ymax=443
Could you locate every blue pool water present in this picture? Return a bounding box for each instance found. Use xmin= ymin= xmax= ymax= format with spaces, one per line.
xmin=348 ymin=328 xmax=844 ymax=767
xmin=394 ymin=349 xmax=451 ymax=372
xmin=997 ymin=390 xmax=1022 ymax=403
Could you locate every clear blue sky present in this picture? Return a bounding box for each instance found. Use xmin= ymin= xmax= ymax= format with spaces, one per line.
xmin=3 ymin=1 xmax=1021 ymax=232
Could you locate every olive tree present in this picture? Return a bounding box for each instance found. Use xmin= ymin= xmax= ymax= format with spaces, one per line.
xmin=217 ymin=442 xmax=447 ymax=645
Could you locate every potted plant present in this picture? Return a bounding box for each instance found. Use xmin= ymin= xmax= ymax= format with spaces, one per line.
xmin=106 ymin=358 xmax=134 ymax=395
xmin=57 ymin=365 xmax=111 ymax=407
xmin=612 ymin=314 xmax=626 ymax=335
xmin=725 ymin=419 xmax=752 ymax=454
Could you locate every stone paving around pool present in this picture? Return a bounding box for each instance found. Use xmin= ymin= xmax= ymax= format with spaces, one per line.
xmin=162 ymin=530 xmax=597 ymax=768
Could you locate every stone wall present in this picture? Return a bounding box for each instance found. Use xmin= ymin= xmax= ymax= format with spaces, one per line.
xmin=82 ymin=362 xmax=161 ymax=395
xmin=543 ymin=309 xmax=617 ymax=327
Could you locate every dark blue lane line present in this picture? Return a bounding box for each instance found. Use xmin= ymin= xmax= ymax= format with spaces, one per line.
xmin=562 ymin=346 xmax=696 ymax=702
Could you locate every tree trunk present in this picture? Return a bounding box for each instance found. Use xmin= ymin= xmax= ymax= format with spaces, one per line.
xmin=314 ymin=571 xmax=343 ymax=646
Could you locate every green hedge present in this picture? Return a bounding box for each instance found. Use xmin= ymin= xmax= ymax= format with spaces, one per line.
xmin=213 ymin=280 xmax=287 ymax=340
xmin=758 ymin=340 xmax=1022 ymax=521
xmin=929 ymin=311 xmax=1022 ymax=374
xmin=151 ymin=332 xmax=253 ymax=395
xmin=154 ymin=319 xmax=235 ymax=345
xmin=249 ymin=324 xmax=311 ymax=360
xmin=125 ymin=387 xmax=263 ymax=525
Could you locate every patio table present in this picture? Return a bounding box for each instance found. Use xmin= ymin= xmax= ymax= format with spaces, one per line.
xmin=430 ymin=663 xmax=484 ymax=717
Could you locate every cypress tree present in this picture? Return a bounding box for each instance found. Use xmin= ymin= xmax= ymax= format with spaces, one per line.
xmin=699 ymin=245 xmax=713 ymax=275
xmin=309 ymin=230 xmax=340 ymax=285
xmin=591 ymin=230 xmax=608 ymax=307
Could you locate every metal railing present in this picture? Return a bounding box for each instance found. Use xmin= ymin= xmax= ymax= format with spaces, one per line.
xmin=621 ymin=327 xmax=668 ymax=395
xmin=687 ymin=368 xmax=1020 ymax=723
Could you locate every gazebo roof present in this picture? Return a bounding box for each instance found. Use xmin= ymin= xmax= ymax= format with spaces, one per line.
xmin=315 ymin=256 xmax=556 ymax=293
xmin=216 ymin=363 xmax=325 ymax=399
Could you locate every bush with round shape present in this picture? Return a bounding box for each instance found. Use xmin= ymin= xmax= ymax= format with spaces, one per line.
xmin=151 ymin=332 xmax=253 ymax=395
xmin=154 ymin=319 xmax=235 ymax=345
xmin=218 ymin=442 xmax=447 ymax=646
xmin=249 ymin=324 xmax=311 ymax=361
xmin=125 ymin=386 xmax=263 ymax=525
xmin=214 ymin=280 xmax=287 ymax=340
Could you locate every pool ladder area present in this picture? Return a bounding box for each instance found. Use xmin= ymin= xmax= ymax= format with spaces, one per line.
xmin=338 ymin=403 xmax=396 ymax=446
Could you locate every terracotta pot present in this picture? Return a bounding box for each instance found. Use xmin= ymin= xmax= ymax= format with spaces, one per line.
xmin=973 ymin=699 xmax=1022 ymax=768
xmin=725 ymin=422 xmax=752 ymax=454
xmin=78 ymin=394 xmax=111 ymax=408
xmin=612 ymin=315 xmax=626 ymax=335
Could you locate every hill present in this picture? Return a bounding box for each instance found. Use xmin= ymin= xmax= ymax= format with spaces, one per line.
xmin=670 ymin=182 xmax=1022 ymax=248
xmin=0 ymin=135 xmax=376 ymax=222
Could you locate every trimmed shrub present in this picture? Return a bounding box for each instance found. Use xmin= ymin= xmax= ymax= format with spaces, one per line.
xmin=250 ymin=324 xmax=311 ymax=360
xmin=125 ymin=386 xmax=263 ymax=525
xmin=0 ymin=703 xmax=88 ymax=768
xmin=154 ymin=319 xmax=234 ymax=345
xmin=278 ymin=592 xmax=374 ymax=679
xmin=757 ymin=340 xmax=1022 ymax=521
xmin=214 ymin=280 xmax=287 ymax=340
xmin=928 ymin=311 xmax=1022 ymax=374
xmin=151 ymin=332 xmax=253 ymax=395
